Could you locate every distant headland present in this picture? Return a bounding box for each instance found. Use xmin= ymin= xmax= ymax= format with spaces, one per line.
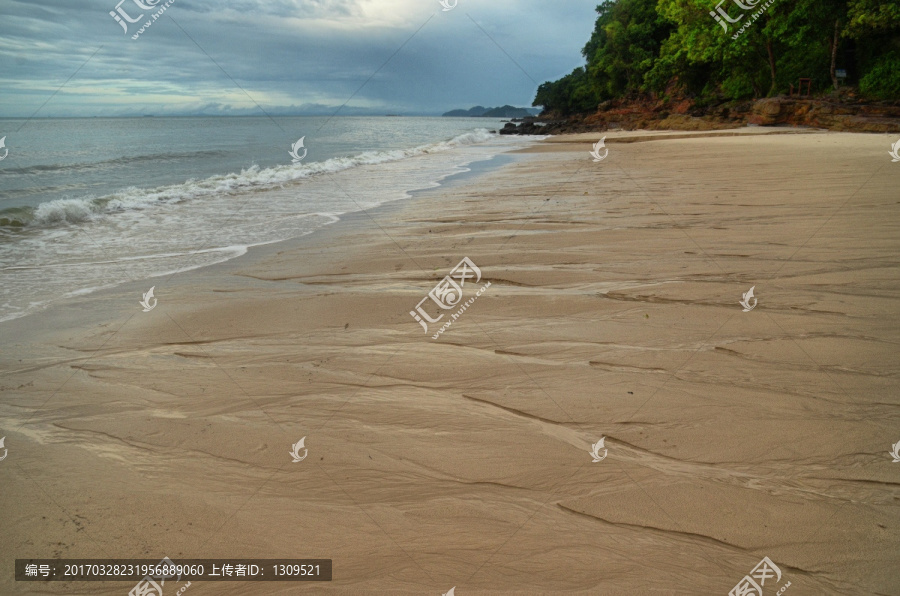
xmin=442 ymin=105 xmax=542 ymax=118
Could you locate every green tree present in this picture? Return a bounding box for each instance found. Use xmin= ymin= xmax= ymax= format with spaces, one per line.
xmin=533 ymin=67 xmax=600 ymax=115
xmin=582 ymin=0 xmax=674 ymax=98
xmin=653 ymin=0 xmax=784 ymax=97
xmin=533 ymin=0 xmax=899 ymax=112
xmin=845 ymin=0 xmax=900 ymax=99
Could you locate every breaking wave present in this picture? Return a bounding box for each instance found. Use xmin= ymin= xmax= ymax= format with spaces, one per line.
xmin=0 ymin=128 xmax=498 ymax=229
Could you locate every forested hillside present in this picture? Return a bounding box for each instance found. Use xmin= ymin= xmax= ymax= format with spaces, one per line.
xmin=534 ymin=0 xmax=900 ymax=115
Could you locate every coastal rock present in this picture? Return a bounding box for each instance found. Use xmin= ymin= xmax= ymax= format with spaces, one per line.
xmin=517 ymin=96 xmax=900 ymax=134
xmin=499 ymin=121 xmax=544 ymax=135
xmin=749 ymin=98 xmax=782 ymax=125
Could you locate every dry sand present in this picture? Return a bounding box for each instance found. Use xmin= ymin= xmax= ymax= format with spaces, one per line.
xmin=1 ymin=130 xmax=898 ymax=595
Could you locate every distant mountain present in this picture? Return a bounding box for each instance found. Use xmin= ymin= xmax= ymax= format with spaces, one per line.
xmin=482 ymin=105 xmax=541 ymax=118
xmin=442 ymin=106 xmax=489 ymax=117
xmin=442 ymin=105 xmax=541 ymax=118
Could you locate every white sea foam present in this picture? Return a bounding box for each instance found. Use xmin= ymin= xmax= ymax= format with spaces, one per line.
xmin=29 ymin=128 xmax=501 ymax=227
xmin=0 ymin=129 xmax=543 ymax=323
xmin=33 ymin=197 xmax=104 ymax=224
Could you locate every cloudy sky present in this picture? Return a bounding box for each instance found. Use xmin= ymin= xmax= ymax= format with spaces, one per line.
xmin=0 ymin=0 xmax=599 ymax=117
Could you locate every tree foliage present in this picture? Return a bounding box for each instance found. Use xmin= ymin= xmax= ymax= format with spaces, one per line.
xmin=534 ymin=0 xmax=900 ymax=112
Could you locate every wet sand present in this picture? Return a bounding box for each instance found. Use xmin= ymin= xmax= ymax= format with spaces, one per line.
xmin=1 ymin=129 xmax=898 ymax=595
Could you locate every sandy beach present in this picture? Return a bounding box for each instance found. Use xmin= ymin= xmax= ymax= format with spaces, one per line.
xmin=2 ymin=130 xmax=898 ymax=595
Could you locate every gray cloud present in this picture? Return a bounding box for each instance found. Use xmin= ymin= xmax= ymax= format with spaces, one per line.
xmin=0 ymin=0 xmax=598 ymax=117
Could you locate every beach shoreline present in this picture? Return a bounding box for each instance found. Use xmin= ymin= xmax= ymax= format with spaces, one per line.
xmin=2 ymin=130 xmax=898 ymax=595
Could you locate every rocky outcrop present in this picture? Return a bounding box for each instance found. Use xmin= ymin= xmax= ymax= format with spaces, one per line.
xmin=500 ymin=94 xmax=900 ymax=134
xmin=749 ymin=97 xmax=900 ymax=131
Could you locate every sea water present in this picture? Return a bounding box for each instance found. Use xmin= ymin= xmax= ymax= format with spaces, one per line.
xmin=0 ymin=116 xmax=542 ymax=322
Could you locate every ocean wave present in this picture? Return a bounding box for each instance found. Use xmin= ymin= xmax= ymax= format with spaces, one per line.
xmin=1 ymin=128 xmax=499 ymax=229
xmin=0 ymin=149 xmax=230 ymax=176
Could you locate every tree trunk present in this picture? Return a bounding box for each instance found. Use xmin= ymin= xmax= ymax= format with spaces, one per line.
xmin=767 ymin=39 xmax=777 ymax=95
xmin=830 ymin=19 xmax=840 ymax=90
